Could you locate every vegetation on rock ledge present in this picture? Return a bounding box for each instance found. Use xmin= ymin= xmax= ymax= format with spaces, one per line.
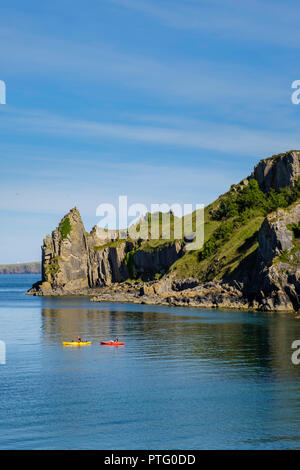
xmin=45 ymin=256 xmax=61 ymax=276
xmin=59 ymin=217 xmax=72 ymax=239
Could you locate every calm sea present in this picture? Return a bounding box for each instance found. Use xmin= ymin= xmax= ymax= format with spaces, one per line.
xmin=1 ymin=274 xmax=300 ymax=449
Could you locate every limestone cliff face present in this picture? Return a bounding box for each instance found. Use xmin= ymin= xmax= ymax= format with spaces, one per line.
xmin=248 ymin=203 xmax=300 ymax=311
xmin=87 ymin=241 xmax=133 ymax=286
xmin=258 ymin=205 xmax=300 ymax=263
xmin=132 ymin=241 xmax=184 ymax=279
xmin=29 ymin=207 xmax=184 ymax=294
xmin=42 ymin=207 xmax=90 ymax=291
xmin=252 ymin=150 xmax=300 ymax=192
xmin=37 ymin=207 xmax=132 ymax=292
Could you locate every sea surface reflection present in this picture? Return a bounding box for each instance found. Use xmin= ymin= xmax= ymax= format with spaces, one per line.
xmin=1 ymin=275 xmax=300 ymax=449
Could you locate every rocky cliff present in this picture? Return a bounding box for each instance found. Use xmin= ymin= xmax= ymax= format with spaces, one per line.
xmin=28 ymin=150 xmax=300 ymax=312
xmin=28 ymin=207 xmax=184 ymax=295
xmin=251 ymin=150 xmax=300 ymax=192
xmin=247 ymin=203 xmax=300 ymax=311
xmin=41 ymin=208 xmax=90 ymax=292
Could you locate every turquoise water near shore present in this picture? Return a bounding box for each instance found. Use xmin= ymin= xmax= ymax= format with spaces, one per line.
xmin=1 ymin=274 xmax=300 ymax=449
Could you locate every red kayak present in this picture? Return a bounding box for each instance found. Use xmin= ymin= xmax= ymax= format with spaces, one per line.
xmin=100 ymin=340 xmax=125 ymax=346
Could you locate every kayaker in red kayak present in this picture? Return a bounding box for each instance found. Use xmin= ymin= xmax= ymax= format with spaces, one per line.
xmin=114 ymin=337 xmax=119 ymax=343
xmin=101 ymin=339 xmax=124 ymax=345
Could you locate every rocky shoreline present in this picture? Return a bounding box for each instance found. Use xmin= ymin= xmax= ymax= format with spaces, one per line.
xmin=89 ymin=280 xmax=251 ymax=309
xmin=27 ymin=276 xmax=295 ymax=312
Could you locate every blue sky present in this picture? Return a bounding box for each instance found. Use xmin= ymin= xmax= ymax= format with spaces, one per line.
xmin=1 ymin=0 xmax=300 ymax=263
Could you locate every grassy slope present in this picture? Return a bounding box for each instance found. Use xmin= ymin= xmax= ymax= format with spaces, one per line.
xmin=167 ymin=187 xmax=263 ymax=280
xmin=91 ymin=194 xmax=265 ymax=281
xmin=170 ymin=192 xmax=300 ymax=282
xmin=99 ymin=195 xmax=299 ymax=282
xmin=170 ymin=214 xmax=263 ymax=281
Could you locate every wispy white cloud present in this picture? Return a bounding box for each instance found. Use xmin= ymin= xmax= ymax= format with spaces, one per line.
xmin=0 ymin=106 xmax=298 ymax=157
xmin=0 ymin=1 xmax=299 ymax=264
xmin=0 ymin=24 xmax=288 ymax=114
xmin=107 ymin=0 xmax=300 ymax=48
xmin=0 ymin=163 xmax=237 ymax=218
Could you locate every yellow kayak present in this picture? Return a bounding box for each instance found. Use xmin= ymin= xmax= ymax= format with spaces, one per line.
xmin=62 ymin=341 xmax=92 ymax=346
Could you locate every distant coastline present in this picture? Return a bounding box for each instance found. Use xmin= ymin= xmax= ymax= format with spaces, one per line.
xmin=0 ymin=262 xmax=41 ymax=274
